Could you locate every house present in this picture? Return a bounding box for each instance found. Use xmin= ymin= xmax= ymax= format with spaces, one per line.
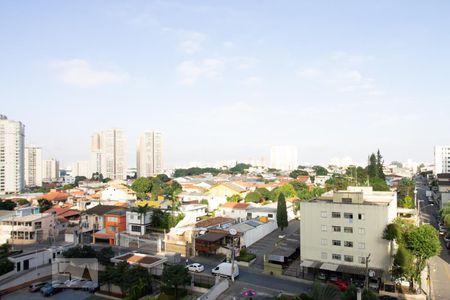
xmin=296 ymin=176 xmax=312 ymax=185
xmin=0 ymin=213 xmax=57 ymax=245
xmin=219 ymin=202 xmax=253 ymax=221
xmin=111 ymin=252 xmax=167 ymax=276
xmin=178 ymin=191 xmax=211 ymax=204
xmin=80 ymin=205 xmax=120 ymax=232
xmin=93 ymin=208 xmax=127 ymax=245
xmin=208 ymin=182 xmax=247 ymax=198
xmin=40 ymin=190 xmax=70 ymax=204
xmin=100 ymin=180 xmax=137 ymax=202
xmin=227 ymin=219 xmax=278 ymax=248
xmin=126 ymin=210 xmax=152 ymax=236
xmin=7 ymin=247 xmax=65 ymax=273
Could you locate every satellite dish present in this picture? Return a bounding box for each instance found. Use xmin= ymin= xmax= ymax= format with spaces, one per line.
xmin=229 ymin=228 xmax=237 ymax=236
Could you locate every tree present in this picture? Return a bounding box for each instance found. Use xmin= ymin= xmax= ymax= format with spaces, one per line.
xmin=37 ymin=199 xmax=52 ymax=212
xmin=16 ymin=199 xmax=29 ymax=206
xmin=341 ymin=284 xmax=357 ymax=300
xmin=156 ymin=174 xmax=170 ymax=183
xmin=227 ymin=195 xmax=242 ymax=203
xmin=173 ymin=167 xmax=221 ymax=177
xmin=391 ymin=161 xmax=403 ymax=168
xmin=325 ymin=175 xmax=350 ymax=191
xmin=362 ymin=289 xmax=379 ymax=300
xmin=131 ymin=177 xmax=152 ymax=199
xmin=289 ymin=169 xmax=309 ymax=178
xmin=307 ymin=282 xmax=341 ymax=300
xmin=345 ymin=166 xmax=369 ymax=186
xmin=383 ymin=223 xmax=401 ymax=241
xmin=63 ymin=245 xmax=97 ymax=258
xmin=0 ymin=200 xmax=17 ymax=211
xmin=244 ymin=191 xmax=263 ymax=203
xmin=276 ymin=193 xmax=288 ymax=231
xmin=74 ymin=176 xmax=87 ymax=186
xmin=404 ymin=224 xmax=441 ymax=288
xmin=370 ymin=177 xmax=389 ymax=191
xmin=399 ymin=196 xmax=415 ymax=209
xmin=367 ymin=153 xmax=378 ymax=178
xmin=161 ymin=264 xmax=191 ymax=299
xmin=376 ymin=149 xmax=386 ymax=180
xmin=97 ymin=247 xmax=115 ymax=266
xmin=135 ymin=204 xmax=150 ymax=227
xmin=391 ymin=245 xmax=414 ymax=286
xmin=0 ymin=258 xmax=14 ymax=276
xmin=289 ymin=181 xmax=308 ymax=192
xmin=271 ymin=184 xmax=297 ymax=200
xmin=312 ymin=165 xmax=328 ymax=176
xmin=255 ymin=188 xmax=271 ymax=200
xmin=229 ymin=163 xmax=251 ymax=174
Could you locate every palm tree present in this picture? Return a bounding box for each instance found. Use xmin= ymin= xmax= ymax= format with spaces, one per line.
xmin=135 ymin=204 xmax=150 ymax=234
xmin=307 ymin=282 xmax=341 ymax=300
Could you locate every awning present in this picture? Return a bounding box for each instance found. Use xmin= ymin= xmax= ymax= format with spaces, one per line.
xmin=337 ymin=264 xmax=383 ymax=278
xmin=320 ymin=263 xmax=339 ymax=271
xmin=300 ymin=260 xmax=315 ymax=268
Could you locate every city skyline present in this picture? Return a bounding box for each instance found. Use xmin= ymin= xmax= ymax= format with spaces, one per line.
xmin=2 ymin=1 xmax=449 ymax=167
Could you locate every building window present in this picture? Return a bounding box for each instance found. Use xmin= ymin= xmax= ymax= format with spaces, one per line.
xmin=321 ymin=211 xmax=327 ymax=218
xmin=344 ymin=213 xmax=353 ymax=219
xmin=344 ymin=227 xmax=353 ymax=233
xmin=358 ymin=228 xmax=365 ymax=235
xmin=321 ymin=225 xmax=327 ymax=232
xmin=332 ymin=226 xmax=341 ymax=232
xmin=359 ymin=257 xmax=366 ymax=264
xmin=342 ymin=198 xmax=352 ymax=204
xmin=358 ymin=213 xmax=365 ymax=220
xmin=344 ymin=255 xmax=354 ymax=262
xmin=358 ymin=242 xmax=365 ymax=249
xmin=332 ymin=254 xmax=341 ymax=261
xmin=131 ymin=225 xmax=141 ymax=232
xmin=344 ymin=241 xmax=353 ymax=247
xmin=332 ymin=240 xmax=341 ymax=246
xmin=268 ymin=214 xmax=273 ymax=218
xmin=321 ymin=252 xmax=327 ymax=259
xmin=332 ymin=212 xmax=341 ymax=218
xmin=108 ymin=217 xmax=118 ymax=223
xmin=321 ymin=239 xmax=327 ymax=246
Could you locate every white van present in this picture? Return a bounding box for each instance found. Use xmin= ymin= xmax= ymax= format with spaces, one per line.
xmin=211 ymin=262 xmax=239 ymax=278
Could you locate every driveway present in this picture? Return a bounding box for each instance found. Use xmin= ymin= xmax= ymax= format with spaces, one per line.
xmin=3 ymin=287 xmax=101 ymax=300
xmin=247 ymin=220 xmax=299 ymax=269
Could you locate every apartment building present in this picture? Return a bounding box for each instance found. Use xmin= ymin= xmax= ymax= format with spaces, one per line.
xmin=136 ymin=131 xmax=164 ymax=177
xmin=300 ymin=186 xmax=397 ymax=284
xmin=43 ymin=158 xmax=60 ymax=182
xmin=0 ymin=213 xmax=56 ymax=245
xmin=89 ymin=129 xmax=126 ymax=180
xmin=270 ymin=145 xmax=298 ymax=171
xmin=0 ymin=114 xmax=25 ymax=194
xmin=24 ymin=145 xmax=42 ymax=187
xmin=434 ymin=145 xmax=450 ymax=174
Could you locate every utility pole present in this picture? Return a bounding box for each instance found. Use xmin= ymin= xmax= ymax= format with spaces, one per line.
xmin=365 ymin=253 xmax=371 ymax=291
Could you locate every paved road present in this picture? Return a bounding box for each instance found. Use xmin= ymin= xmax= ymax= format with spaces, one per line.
xmin=3 ymin=287 xmax=101 ymax=300
xmin=415 ymin=176 xmax=450 ymax=300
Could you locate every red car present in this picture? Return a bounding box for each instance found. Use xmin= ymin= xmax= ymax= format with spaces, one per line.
xmin=331 ymin=280 xmax=349 ymax=292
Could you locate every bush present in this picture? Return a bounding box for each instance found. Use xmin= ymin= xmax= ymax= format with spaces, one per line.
xmin=236 ymin=249 xmax=256 ymax=262
xmin=0 ymin=258 xmax=14 ymax=276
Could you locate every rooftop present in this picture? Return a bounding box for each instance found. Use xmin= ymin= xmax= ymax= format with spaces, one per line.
xmin=113 ymin=252 xmax=166 ymax=266
xmin=83 ymin=205 xmax=121 ymax=215
xmin=195 ymin=216 xmax=234 ymax=228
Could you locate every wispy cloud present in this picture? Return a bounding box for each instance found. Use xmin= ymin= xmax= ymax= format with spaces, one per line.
xmin=179 ymin=31 xmax=206 ymax=54
xmin=297 ymin=52 xmax=382 ymax=95
xmin=51 ymin=59 xmax=129 ymax=87
xmin=177 ymin=58 xmax=225 ymax=85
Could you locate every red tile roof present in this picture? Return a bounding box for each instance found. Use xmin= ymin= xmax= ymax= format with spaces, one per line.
xmin=221 ymin=202 xmax=250 ymax=209
xmin=42 ymin=191 xmax=69 ymax=201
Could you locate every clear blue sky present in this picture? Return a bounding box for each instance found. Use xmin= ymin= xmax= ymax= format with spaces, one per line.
xmin=1 ymin=1 xmax=449 ymax=167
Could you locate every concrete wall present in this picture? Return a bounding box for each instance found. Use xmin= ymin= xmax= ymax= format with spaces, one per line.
xmin=243 ymin=221 xmax=277 ymax=247
xmin=197 ymin=278 xmax=229 ymax=300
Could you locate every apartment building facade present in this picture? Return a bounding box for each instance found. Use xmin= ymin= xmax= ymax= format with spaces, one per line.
xmin=136 ymin=131 xmax=164 ymax=177
xmin=0 ymin=213 xmax=56 ymax=245
xmin=0 ymin=115 xmax=25 ymax=194
xmin=300 ymin=186 xmax=397 ymax=283
xmin=43 ymin=158 xmax=60 ymax=182
xmin=24 ymin=145 xmax=42 ymax=187
xmin=434 ymin=145 xmax=450 ymax=174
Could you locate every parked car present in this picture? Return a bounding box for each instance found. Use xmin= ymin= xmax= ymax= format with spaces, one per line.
xmin=211 ymin=262 xmax=239 ymax=278
xmin=40 ymin=283 xmax=61 ymax=297
xmin=29 ymin=282 xmax=47 ymax=292
xmin=443 ymin=234 xmax=450 ymax=243
xmin=81 ymin=281 xmax=99 ymax=292
xmin=330 ymin=280 xmax=349 ymax=292
xmin=51 ymin=280 xmax=64 ymax=288
xmin=186 ymin=263 xmax=205 ymax=273
xmin=65 ymin=278 xmax=86 ymax=288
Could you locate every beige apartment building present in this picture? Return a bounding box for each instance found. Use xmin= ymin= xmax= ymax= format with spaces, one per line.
xmin=300 ymin=186 xmax=397 ymax=285
xmin=0 ymin=213 xmax=56 ymax=245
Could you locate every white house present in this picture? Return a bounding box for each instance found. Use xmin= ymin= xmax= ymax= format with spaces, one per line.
xmin=126 ymin=210 xmax=152 ymax=236
xmin=0 ymin=213 xmax=57 ymax=245
xmin=100 ymin=184 xmax=137 ymax=202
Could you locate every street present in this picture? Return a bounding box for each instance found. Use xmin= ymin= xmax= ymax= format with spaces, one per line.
xmin=415 ymin=176 xmax=450 ymax=300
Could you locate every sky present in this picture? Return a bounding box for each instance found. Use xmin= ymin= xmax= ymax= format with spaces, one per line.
xmin=1 ymin=1 xmax=450 ymax=168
